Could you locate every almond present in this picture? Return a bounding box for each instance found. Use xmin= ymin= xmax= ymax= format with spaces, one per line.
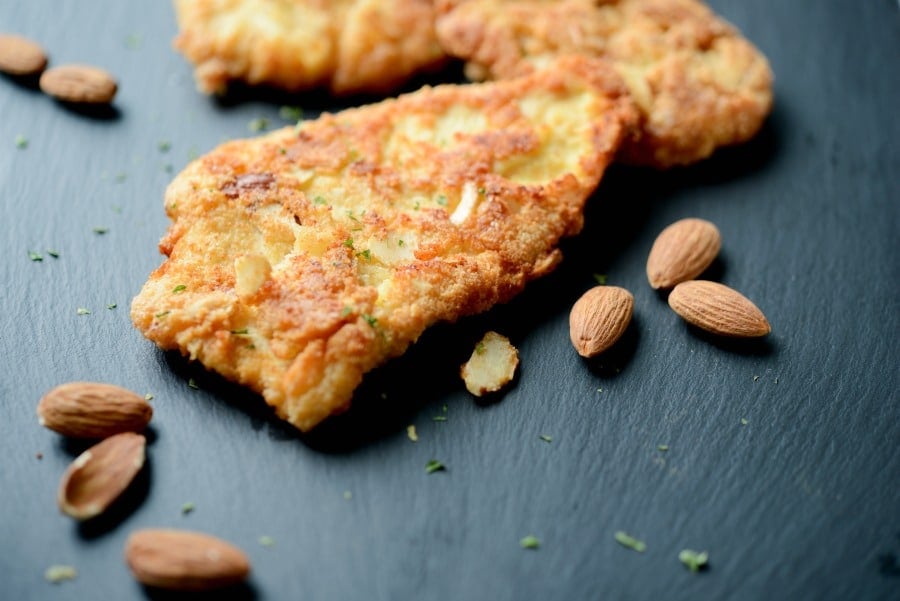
xmin=646 ymin=218 xmax=721 ymax=289
xmin=124 ymin=529 xmax=251 ymax=591
xmin=39 ymin=64 xmax=117 ymax=104
xmin=38 ymin=382 xmax=153 ymax=438
xmin=58 ymin=432 xmax=146 ymax=520
xmin=668 ymin=280 xmax=770 ymax=337
xmin=0 ymin=34 xmax=48 ymax=76
xmin=569 ymin=286 xmax=634 ymax=358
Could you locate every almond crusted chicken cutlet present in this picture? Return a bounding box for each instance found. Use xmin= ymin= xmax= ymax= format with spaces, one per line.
xmin=131 ymin=56 xmax=638 ymax=431
xmin=435 ymin=0 xmax=773 ymax=168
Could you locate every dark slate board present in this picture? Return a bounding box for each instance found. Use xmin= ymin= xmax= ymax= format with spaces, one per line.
xmin=1 ymin=2 xmax=898 ymax=600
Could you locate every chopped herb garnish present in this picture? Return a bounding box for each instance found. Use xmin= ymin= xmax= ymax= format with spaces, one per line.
xmin=172 ymin=284 xmax=187 ymax=294
xmin=474 ymin=341 xmax=486 ymax=355
xmin=125 ymin=33 xmax=143 ymax=49
xmin=477 ymin=187 xmax=486 ymax=195
xmin=158 ymin=140 xmax=171 ymax=153
xmin=313 ymin=195 xmax=327 ymax=205
xmin=678 ymin=549 xmax=709 ymax=572
xmin=425 ymin=459 xmax=445 ymax=474
xmin=740 ymin=418 xmax=749 ymax=426
xmin=181 ymin=502 xmax=195 ymax=514
xmin=407 ymin=425 xmax=418 ymax=442
xmin=144 ymin=393 xmax=154 ymax=401
xmin=15 ymin=134 xmax=28 ymax=149
xmin=187 ymin=378 xmax=199 ymax=390
xmin=155 ymin=311 xmax=170 ymax=318
xmin=279 ymin=106 xmax=304 ymax=121
xmin=258 ymin=535 xmax=276 ymax=547
xmin=614 ymin=531 xmax=646 ymax=553
xmin=413 ymin=200 xmax=421 ymax=210
xmin=432 ymin=415 xmax=448 ymax=422
xmin=355 ymin=249 xmax=371 ymax=261
xmin=107 ymin=303 xmax=117 ymax=310
xmin=436 ymin=194 xmax=448 ymax=206
xmin=343 ymin=237 xmax=354 ymax=249
xmin=248 ymin=117 xmax=270 ymax=133
xmin=343 ymin=490 xmax=353 ymax=500
xmin=44 ymin=565 xmax=77 ymax=584
xmin=520 ymin=535 xmax=541 ymax=550
xmin=93 ymin=227 xmax=109 ymax=235
xmin=539 ymin=434 xmax=553 ymax=443
xmin=76 ymin=308 xmax=91 ymax=316
xmin=341 ymin=306 xmax=353 ymax=318
xmin=657 ymin=444 xmax=669 ymax=452
xmin=28 ymin=251 xmax=43 ymax=262
xmin=362 ymin=314 xmax=378 ymax=328
xmin=46 ymin=250 xmax=59 ymax=258
xmin=397 ymin=239 xmax=405 ymax=247
xmin=593 ymin=273 xmax=608 ymax=285
xmin=231 ymin=328 xmax=250 ymax=336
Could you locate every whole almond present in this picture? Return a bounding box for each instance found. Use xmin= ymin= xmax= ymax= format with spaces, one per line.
xmin=0 ymin=34 xmax=48 ymax=76
xmin=39 ymin=64 xmax=117 ymax=103
xmin=646 ymin=218 xmax=721 ymax=289
xmin=38 ymin=381 xmax=153 ymax=439
xmin=569 ymin=285 xmax=634 ymax=358
xmin=668 ymin=280 xmax=770 ymax=337
xmin=125 ymin=529 xmax=251 ymax=591
xmin=58 ymin=432 xmax=146 ymax=520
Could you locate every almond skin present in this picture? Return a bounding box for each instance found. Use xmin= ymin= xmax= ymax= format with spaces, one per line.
xmin=0 ymin=34 xmax=48 ymax=76
xmin=646 ymin=218 xmax=721 ymax=289
xmin=39 ymin=64 xmax=117 ymax=103
xmin=125 ymin=529 xmax=251 ymax=591
xmin=58 ymin=432 xmax=146 ymax=520
xmin=38 ymin=382 xmax=153 ymax=439
xmin=668 ymin=280 xmax=771 ymax=337
xmin=569 ymin=286 xmax=634 ymax=358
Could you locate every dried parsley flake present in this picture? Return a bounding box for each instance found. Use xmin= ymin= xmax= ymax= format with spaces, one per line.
xmin=593 ymin=273 xmax=608 ymax=285
xmin=28 ymin=251 xmax=43 ymax=262
xmin=614 ymin=531 xmax=646 ymax=553
xmin=520 ymin=535 xmax=541 ymax=550
xmin=539 ymin=434 xmax=553 ymax=443
xmin=15 ymin=134 xmax=28 ymax=149
xmin=678 ymin=549 xmax=709 ymax=572
xmin=425 ymin=459 xmax=445 ymax=474
xmin=279 ymin=106 xmax=304 ymax=121
xmin=76 ymin=308 xmax=91 ymax=315
xmin=44 ymin=565 xmax=77 ymax=584
xmin=181 ymin=502 xmax=195 ymax=514
xmin=259 ymin=535 xmax=276 ymax=547
xmin=172 ymin=284 xmax=187 ymax=293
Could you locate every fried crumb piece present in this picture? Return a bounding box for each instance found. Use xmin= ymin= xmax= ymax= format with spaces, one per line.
xmin=460 ymin=331 xmax=519 ymax=396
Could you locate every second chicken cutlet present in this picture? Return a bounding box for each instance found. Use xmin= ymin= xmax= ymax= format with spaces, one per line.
xmin=131 ymin=56 xmax=638 ymax=431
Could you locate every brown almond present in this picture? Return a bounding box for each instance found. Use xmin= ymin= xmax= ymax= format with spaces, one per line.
xmin=38 ymin=382 xmax=153 ymax=438
xmin=569 ymin=286 xmax=634 ymax=358
xmin=39 ymin=64 xmax=117 ymax=103
xmin=124 ymin=529 xmax=251 ymax=591
xmin=0 ymin=34 xmax=48 ymax=76
xmin=646 ymin=218 xmax=721 ymax=289
xmin=668 ymin=280 xmax=771 ymax=337
xmin=58 ymin=432 xmax=146 ymax=520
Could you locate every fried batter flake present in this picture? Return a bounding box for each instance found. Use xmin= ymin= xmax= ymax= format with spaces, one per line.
xmin=131 ymin=56 xmax=637 ymax=431
xmin=435 ymin=0 xmax=773 ymax=167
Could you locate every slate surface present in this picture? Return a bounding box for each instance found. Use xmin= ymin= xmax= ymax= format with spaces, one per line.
xmin=1 ymin=2 xmax=898 ymax=600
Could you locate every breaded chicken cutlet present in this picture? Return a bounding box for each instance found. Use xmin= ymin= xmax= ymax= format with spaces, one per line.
xmin=131 ymin=56 xmax=638 ymax=431
xmin=435 ymin=0 xmax=773 ymax=168
xmin=173 ymin=0 xmax=446 ymax=95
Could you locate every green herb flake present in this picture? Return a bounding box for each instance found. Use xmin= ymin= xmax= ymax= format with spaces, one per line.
xmin=76 ymin=308 xmax=91 ymax=316
xmin=172 ymin=284 xmax=187 ymax=294
xmin=93 ymin=227 xmax=109 ymax=235
xmin=157 ymin=140 xmax=171 ymax=153
xmin=155 ymin=311 xmax=170 ymax=319
xmin=520 ymin=535 xmax=541 ymax=550
xmin=343 ymin=237 xmax=355 ymax=249
xmin=657 ymin=444 xmax=669 ymax=452
xmin=436 ymin=194 xmax=448 ymax=206
xmin=107 ymin=303 xmax=117 ymax=310
xmin=407 ymin=425 xmax=418 ymax=442
xmin=259 ymin=535 xmax=276 ymax=548
xmin=278 ymin=147 xmax=287 ymax=155
xmin=477 ymin=187 xmax=486 ymax=195
xmin=144 ymin=393 xmax=154 ymax=401
xmin=614 ymin=531 xmax=646 ymax=553
xmin=539 ymin=434 xmax=553 ymax=443
xmin=397 ymin=239 xmax=405 ymax=247
xmin=593 ymin=273 xmax=608 ymax=285
xmin=125 ymin=33 xmax=143 ymax=49
xmin=181 ymin=502 xmax=195 ymax=514
xmin=678 ymin=549 xmax=709 ymax=572
xmin=413 ymin=200 xmax=421 ymax=210
xmin=279 ymin=106 xmax=304 ymax=122
xmin=362 ymin=314 xmax=378 ymax=328
xmin=44 ymin=565 xmax=77 ymax=584
xmin=248 ymin=117 xmax=270 ymax=133
xmin=28 ymin=250 xmax=43 ymax=262
xmin=740 ymin=418 xmax=749 ymax=426
xmin=425 ymin=459 xmax=445 ymax=474
xmin=15 ymin=134 xmax=28 ymax=149
xmin=355 ymin=249 xmax=371 ymax=261
xmin=313 ymin=195 xmax=327 ymax=205
xmin=474 ymin=341 xmax=486 ymax=355
xmin=187 ymin=378 xmax=199 ymax=390
xmin=46 ymin=250 xmax=60 ymax=258
xmin=432 ymin=415 xmax=448 ymax=422
xmin=341 ymin=306 xmax=353 ymax=318
xmin=343 ymin=490 xmax=353 ymax=500
xmin=231 ymin=328 xmax=250 ymax=336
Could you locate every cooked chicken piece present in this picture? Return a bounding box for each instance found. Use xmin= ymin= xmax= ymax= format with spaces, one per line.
xmin=131 ymin=56 xmax=638 ymax=431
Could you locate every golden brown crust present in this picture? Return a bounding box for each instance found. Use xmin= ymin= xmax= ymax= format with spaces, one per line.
xmin=435 ymin=0 xmax=774 ymax=167
xmin=173 ymin=0 xmax=446 ymax=95
xmin=131 ymin=56 xmax=637 ymax=431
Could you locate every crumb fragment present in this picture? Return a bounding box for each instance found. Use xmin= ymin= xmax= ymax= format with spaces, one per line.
xmin=406 ymin=425 xmax=418 ymax=442
xmin=460 ymin=331 xmax=518 ymax=396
